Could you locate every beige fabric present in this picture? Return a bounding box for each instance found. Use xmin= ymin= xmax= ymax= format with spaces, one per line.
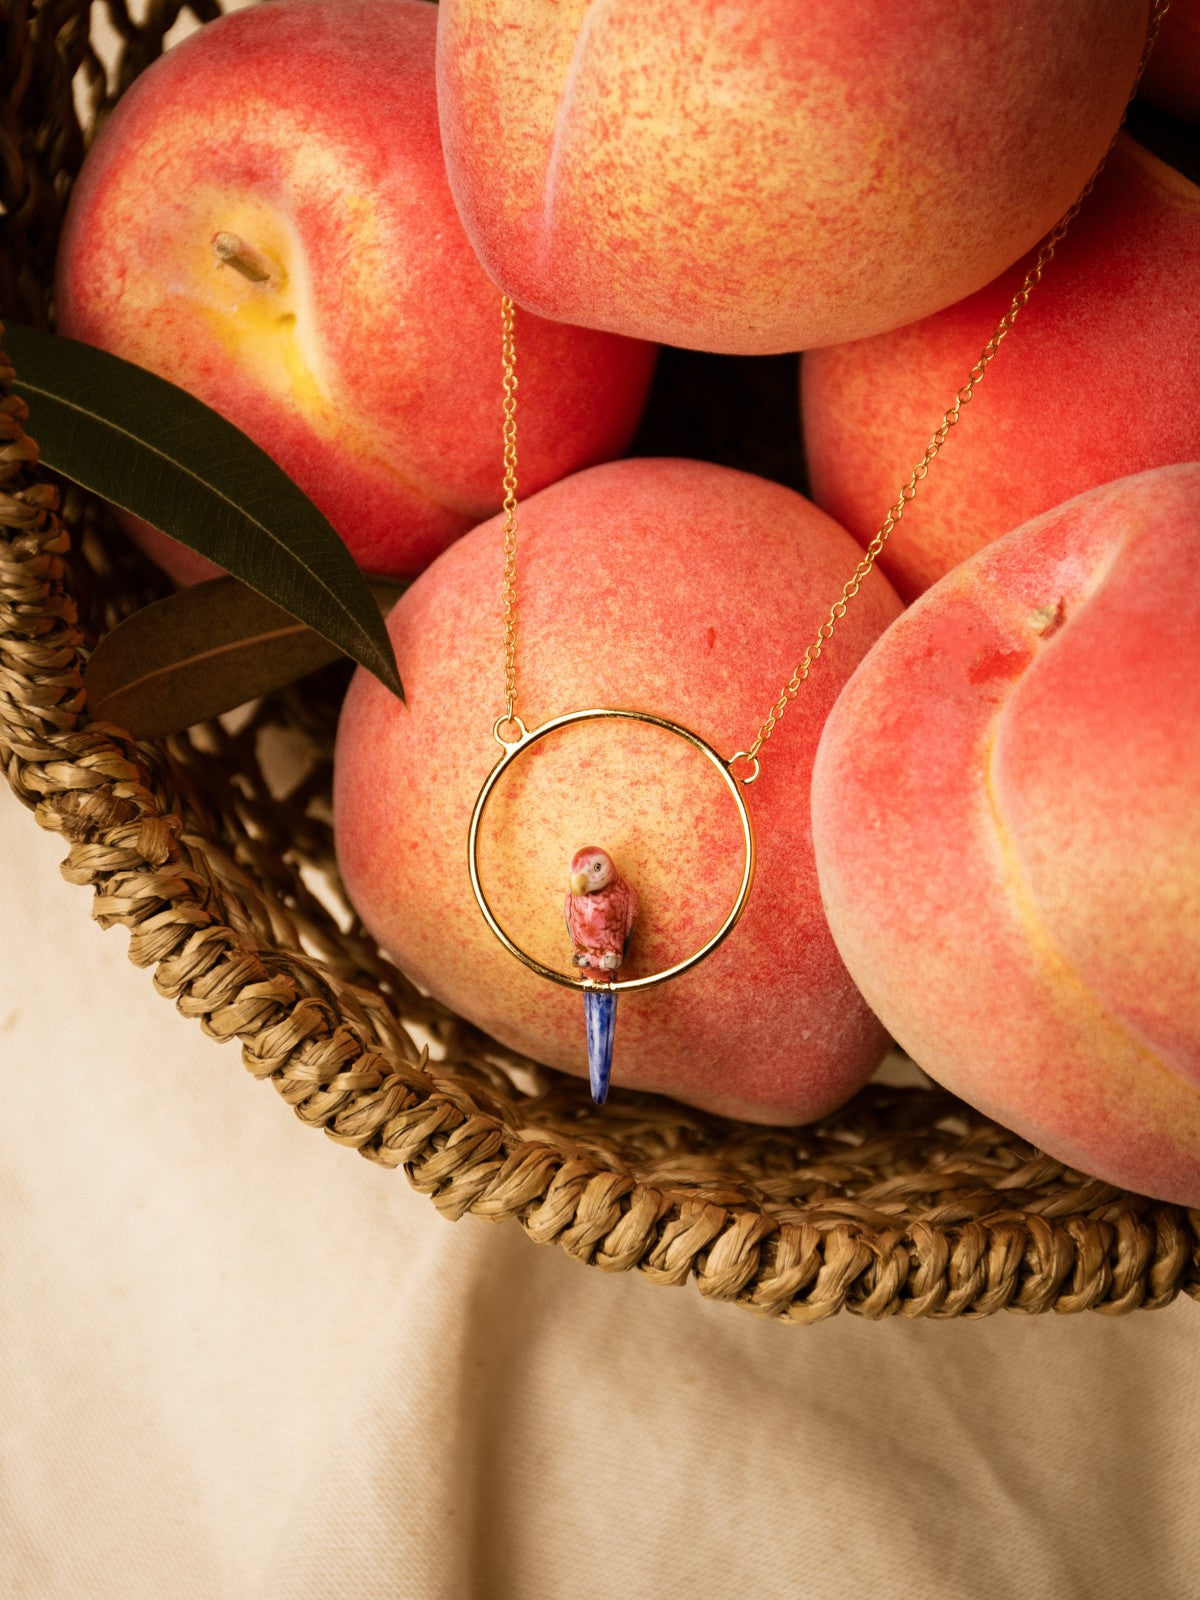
xmin=2 ymin=779 xmax=1197 ymax=1600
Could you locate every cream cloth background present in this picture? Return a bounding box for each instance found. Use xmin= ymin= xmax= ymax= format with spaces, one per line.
xmin=3 ymin=777 xmax=1199 ymax=1600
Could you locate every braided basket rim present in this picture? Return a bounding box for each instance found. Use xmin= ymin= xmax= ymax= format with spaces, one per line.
xmin=1 ymin=0 xmax=1197 ymax=1326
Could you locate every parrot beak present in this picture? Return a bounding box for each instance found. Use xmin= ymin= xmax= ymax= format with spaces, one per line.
xmin=570 ymin=871 xmax=589 ymax=895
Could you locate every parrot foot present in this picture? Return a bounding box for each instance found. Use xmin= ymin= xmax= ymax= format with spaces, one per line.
xmin=599 ymin=951 xmax=620 ymax=971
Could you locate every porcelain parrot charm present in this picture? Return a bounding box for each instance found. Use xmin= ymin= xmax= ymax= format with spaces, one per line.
xmin=565 ymin=846 xmax=639 ymax=1104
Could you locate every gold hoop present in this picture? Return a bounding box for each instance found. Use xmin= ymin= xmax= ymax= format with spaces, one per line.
xmin=468 ymin=707 xmax=756 ymax=993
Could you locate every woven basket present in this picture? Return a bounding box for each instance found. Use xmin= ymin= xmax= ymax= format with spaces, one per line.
xmin=3 ymin=0 xmax=1197 ymax=1325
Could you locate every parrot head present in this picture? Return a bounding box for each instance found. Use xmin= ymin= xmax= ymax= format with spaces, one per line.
xmin=569 ymin=846 xmax=615 ymax=896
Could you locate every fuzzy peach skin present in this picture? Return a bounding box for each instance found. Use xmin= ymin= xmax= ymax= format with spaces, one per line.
xmin=1141 ymin=0 xmax=1200 ymax=119
xmin=802 ymin=136 xmax=1200 ymax=603
xmin=810 ymin=465 xmax=1200 ymax=1205
xmin=436 ymin=0 xmax=1148 ymax=355
xmin=54 ymin=0 xmax=655 ymax=584
xmin=334 ymin=458 xmax=903 ymax=1123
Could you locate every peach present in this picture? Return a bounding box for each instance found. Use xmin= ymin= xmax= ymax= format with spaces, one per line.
xmin=333 ymin=458 xmax=903 ymax=1123
xmin=436 ymin=0 xmax=1148 ymax=355
xmin=801 ymin=135 xmax=1200 ymax=603
xmin=55 ymin=0 xmax=655 ymax=584
xmin=810 ymin=465 xmax=1200 ymax=1205
xmin=1140 ymin=0 xmax=1200 ymax=119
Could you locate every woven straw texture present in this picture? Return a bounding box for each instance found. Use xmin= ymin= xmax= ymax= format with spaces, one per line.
xmin=3 ymin=0 xmax=1198 ymax=1325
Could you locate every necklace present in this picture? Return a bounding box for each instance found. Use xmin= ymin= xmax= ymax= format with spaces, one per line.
xmin=468 ymin=3 xmax=1168 ymax=1105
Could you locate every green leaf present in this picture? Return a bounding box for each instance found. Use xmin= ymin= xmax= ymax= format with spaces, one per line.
xmin=1 ymin=321 xmax=403 ymax=700
xmin=84 ymin=576 xmax=406 ymax=739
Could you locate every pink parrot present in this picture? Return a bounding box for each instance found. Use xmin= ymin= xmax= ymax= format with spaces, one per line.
xmin=564 ymin=846 xmax=639 ymax=1105
xmin=564 ymin=845 xmax=639 ymax=973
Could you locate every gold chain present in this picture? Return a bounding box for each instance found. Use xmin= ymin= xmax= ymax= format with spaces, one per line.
xmin=736 ymin=217 xmax=1080 ymax=774
xmin=498 ymin=0 xmax=1170 ymax=771
xmin=500 ymin=296 xmax=520 ymax=728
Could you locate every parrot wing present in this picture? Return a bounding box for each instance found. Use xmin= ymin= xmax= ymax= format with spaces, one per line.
xmin=593 ymin=888 xmax=630 ymax=953
xmin=567 ymin=884 xmax=638 ymax=955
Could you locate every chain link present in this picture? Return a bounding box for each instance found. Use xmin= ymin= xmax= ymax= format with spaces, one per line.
xmin=497 ymin=1 xmax=1171 ymax=771
xmin=500 ymin=295 xmax=520 ymax=725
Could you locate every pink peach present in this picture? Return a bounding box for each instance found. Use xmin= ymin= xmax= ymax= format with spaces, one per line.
xmin=801 ymin=135 xmax=1200 ymax=602
xmin=55 ymin=0 xmax=655 ymax=583
xmin=334 ymin=457 xmax=903 ymax=1123
xmin=810 ymin=465 xmax=1200 ymax=1204
xmin=437 ymin=0 xmax=1148 ymax=354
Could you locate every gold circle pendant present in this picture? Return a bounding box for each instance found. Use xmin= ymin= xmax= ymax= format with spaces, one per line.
xmin=468 ymin=707 xmax=756 ymax=992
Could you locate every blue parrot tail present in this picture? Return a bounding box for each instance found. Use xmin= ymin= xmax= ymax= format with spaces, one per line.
xmin=584 ymin=988 xmax=618 ymax=1106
